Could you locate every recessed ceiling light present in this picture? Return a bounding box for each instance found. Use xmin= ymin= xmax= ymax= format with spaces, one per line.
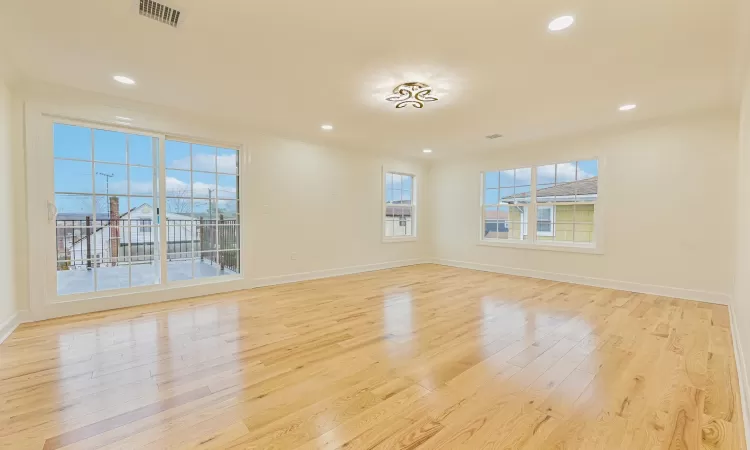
xmin=423 ymin=149 xmax=433 ymax=153
xmin=619 ymin=104 xmax=637 ymax=111
xmin=321 ymin=124 xmax=333 ymax=130
xmin=115 ymin=121 xmax=132 ymax=126
xmin=113 ymin=75 xmax=136 ymax=85
xmin=548 ymin=15 xmax=575 ymax=31
xmin=115 ymin=116 xmax=132 ymax=121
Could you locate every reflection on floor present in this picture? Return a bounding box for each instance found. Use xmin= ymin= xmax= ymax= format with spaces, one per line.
xmin=57 ymin=260 xmax=237 ymax=295
xmin=1 ymin=264 xmax=745 ymax=449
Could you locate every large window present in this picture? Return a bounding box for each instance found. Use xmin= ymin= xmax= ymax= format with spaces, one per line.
xmin=482 ymin=159 xmax=598 ymax=247
xmin=384 ymin=172 xmax=416 ymax=239
xmin=53 ymin=122 xmax=241 ymax=297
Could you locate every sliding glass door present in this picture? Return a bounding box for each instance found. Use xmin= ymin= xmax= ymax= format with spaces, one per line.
xmin=52 ymin=121 xmax=240 ymax=298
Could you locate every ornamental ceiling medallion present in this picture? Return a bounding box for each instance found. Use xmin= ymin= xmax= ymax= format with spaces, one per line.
xmin=385 ymin=82 xmax=439 ymax=109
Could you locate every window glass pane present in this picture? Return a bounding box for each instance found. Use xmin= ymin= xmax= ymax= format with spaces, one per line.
xmin=166 ymin=140 xmax=191 ymax=169
xmin=167 ymin=197 xmax=192 ymax=215
xmin=129 ymin=135 xmax=153 ymax=166
xmin=402 ymin=175 xmax=412 ymax=192
xmin=537 ymin=165 xmax=556 ymax=185
xmin=94 ymin=130 xmax=127 ymax=164
xmin=218 ymin=225 xmax=240 ymax=250
xmin=57 ymin=265 xmax=95 ymax=295
xmin=556 ymin=162 xmax=576 ymax=183
xmin=56 ymin=194 xmax=94 ymax=217
xmin=194 ymin=253 xmax=221 ymax=279
xmin=95 ymin=196 xmax=129 ymax=225
xmin=515 ymin=168 xmax=531 ymax=186
xmin=55 ymin=160 xmax=93 ymax=193
xmin=130 ymin=166 xmax=154 ymax=196
xmin=193 ymin=172 xmax=217 ymax=198
xmin=192 ymin=144 xmax=217 ymax=172
xmin=193 ymin=199 xmax=217 ymax=220
xmin=538 ymin=207 xmax=552 ymax=221
xmin=499 ymin=188 xmax=514 ymax=204
xmin=217 ymin=148 xmax=238 ymax=174
xmin=484 ymin=188 xmax=499 ymax=204
xmin=54 ymin=124 xmax=91 ymax=160
xmin=386 ymin=173 xmax=393 ymax=190
xmin=513 ymin=185 xmax=531 ymax=203
xmin=401 ymin=189 xmax=412 ymax=204
xmin=128 ymin=197 xmax=155 ymax=223
xmin=217 ymin=250 xmax=240 ymax=275
xmin=167 ymin=258 xmax=194 ymax=282
xmin=217 ymin=175 xmax=239 ymax=199
xmin=484 ymin=171 xmax=499 ymax=189
xmin=577 ymin=160 xmax=598 ymax=180
xmin=218 ymin=200 xmax=239 ymax=220
xmin=166 ymin=222 xmax=195 ymax=255
xmin=499 ymin=170 xmax=514 ymax=187
xmin=94 ymin=163 xmax=128 ymax=195
xmin=166 ymin=170 xmax=191 ymax=197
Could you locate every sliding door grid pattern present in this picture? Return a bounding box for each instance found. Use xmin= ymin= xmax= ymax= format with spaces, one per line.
xmin=0 ymin=265 xmax=743 ymax=449
xmin=52 ymin=123 xmax=241 ymax=296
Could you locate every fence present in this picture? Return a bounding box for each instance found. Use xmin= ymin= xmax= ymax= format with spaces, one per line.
xmin=55 ymin=217 xmax=241 ymax=273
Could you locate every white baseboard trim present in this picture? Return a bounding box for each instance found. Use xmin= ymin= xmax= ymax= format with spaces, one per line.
xmin=729 ymin=306 xmax=750 ymax=447
xmin=432 ymin=258 xmax=731 ymax=305
xmin=0 ymin=310 xmax=26 ymax=344
xmin=252 ymin=258 xmax=428 ymax=288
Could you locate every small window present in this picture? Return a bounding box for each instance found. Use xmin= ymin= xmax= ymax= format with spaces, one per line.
xmin=384 ymin=171 xmax=416 ymax=239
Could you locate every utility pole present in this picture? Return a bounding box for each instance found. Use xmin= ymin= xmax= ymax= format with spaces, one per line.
xmin=97 ymin=172 xmax=114 ymax=213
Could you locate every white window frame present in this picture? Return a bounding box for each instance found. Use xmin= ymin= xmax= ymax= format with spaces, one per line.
xmin=535 ymin=205 xmax=555 ymax=237
xmin=382 ymin=168 xmax=417 ymax=243
xmin=479 ymin=158 xmax=603 ymax=254
xmin=24 ymin=102 xmax=249 ymax=321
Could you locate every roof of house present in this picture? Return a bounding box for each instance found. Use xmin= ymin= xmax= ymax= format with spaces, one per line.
xmin=484 ymin=210 xmax=510 ymax=220
xmin=503 ymin=176 xmax=598 ymax=200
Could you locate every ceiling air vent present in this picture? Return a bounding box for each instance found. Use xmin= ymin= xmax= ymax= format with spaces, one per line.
xmin=485 ymin=133 xmax=503 ymax=140
xmin=139 ymin=0 xmax=181 ymax=28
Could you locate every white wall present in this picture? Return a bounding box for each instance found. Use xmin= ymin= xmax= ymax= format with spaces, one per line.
xmin=428 ymin=110 xmax=738 ymax=303
xmin=733 ymin=67 xmax=750 ymax=403
xmin=13 ymin=82 xmax=431 ymax=319
xmin=0 ymin=78 xmax=20 ymax=332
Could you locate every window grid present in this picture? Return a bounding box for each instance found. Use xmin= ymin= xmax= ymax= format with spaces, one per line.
xmin=165 ymin=140 xmax=240 ymax=282
xmin=384 ymin=172 xmax=415 ymax=239
xmin=53 ymin=123 xmax=160 ymax=294
xmin=482 ymin=159 xmax=598 ymax=245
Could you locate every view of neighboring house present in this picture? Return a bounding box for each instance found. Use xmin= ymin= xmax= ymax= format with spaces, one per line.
xmin=384 ymin=200 xmax=414 ymax=237
xmin=64 ymin=203 xmax=196 ymax=266
xmin=492 ymin=176 xmax=597 ymax=242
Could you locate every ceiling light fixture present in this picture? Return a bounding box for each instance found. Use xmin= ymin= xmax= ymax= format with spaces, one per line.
xmin=619 ymin=104 xmax=637 ymax=111
xmin=386 ymin=82 xmax=438 ymax=109
xmin=548 ymin=15 xmax=575 ymax=31
xmin=113 ymin=75 xmax=136 ymax=85
xmin=321 ymin=124 xmax=333 ymax=130
xmin=423 ymin=149 xmax=433 ymax=153
xmin=115 ymin=116 xmax=132 ymax=121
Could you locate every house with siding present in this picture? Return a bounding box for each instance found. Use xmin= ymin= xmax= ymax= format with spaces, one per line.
xmin=501 ymin=177 xmax=597 ymax=242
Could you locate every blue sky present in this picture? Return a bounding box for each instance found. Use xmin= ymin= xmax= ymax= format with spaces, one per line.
xmin=484 ymin=160 xmax=599 ymax=204
xmin=53 ymin=124 xmax=239 ymax=219
xmin=385 ymin=173 xmax=413 ymax=203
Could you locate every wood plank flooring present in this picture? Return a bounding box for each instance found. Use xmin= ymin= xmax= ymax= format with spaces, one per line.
xmin=0 ymin=264 xmax=745 ymax=449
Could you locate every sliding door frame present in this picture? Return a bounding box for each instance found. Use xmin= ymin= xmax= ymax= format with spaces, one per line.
xmin=24 ymin=101 xmax=250 ymax=321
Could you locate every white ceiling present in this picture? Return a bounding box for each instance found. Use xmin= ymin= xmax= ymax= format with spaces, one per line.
xmin=0 ymin=0 xmax=742 ymax=157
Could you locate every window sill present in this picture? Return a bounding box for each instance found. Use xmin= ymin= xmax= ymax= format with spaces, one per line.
xmin=383 ymin=236 xmax=418 ymax=244
xmin=477 ymin=240 xmax=603 ymax=254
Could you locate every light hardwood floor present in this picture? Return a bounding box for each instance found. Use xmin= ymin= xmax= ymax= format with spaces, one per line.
xmin=0 ymin=264 xmax=745 ymax=449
